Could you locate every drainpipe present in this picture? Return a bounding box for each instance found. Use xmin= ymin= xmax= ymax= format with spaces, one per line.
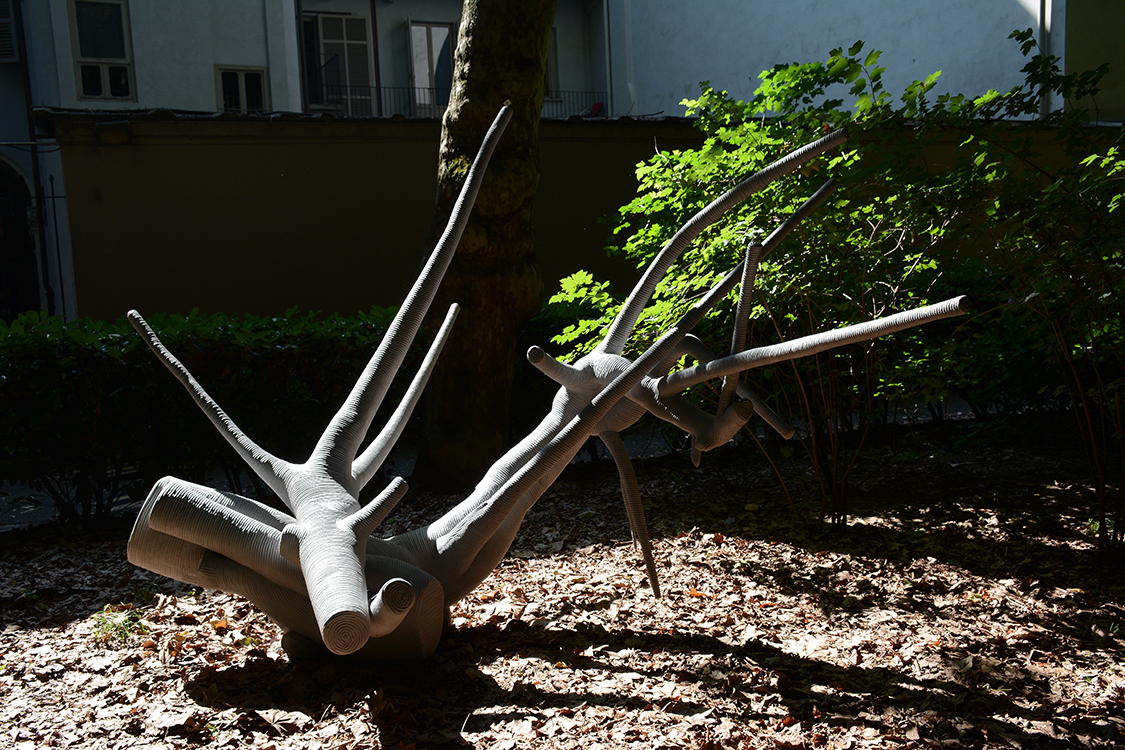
xmin=13 ymin=0 xmax=56 ymax=317
xmin=622 ymin=0 xmax=635 ymax=115
xmin=602 ymin=0 xmax=613 ymax=115
xmin=296 ymin=0 xmax=308 ymax=112
xmin=1039 ymin=0 xmax=1053 ymax=117
xmin=370 ymin=0 xmax=382 ymax=116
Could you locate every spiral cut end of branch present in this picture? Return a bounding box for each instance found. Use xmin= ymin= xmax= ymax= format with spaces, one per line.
xmin=299 ymin=530 xmax=376 ymax=655
xmin=367 ymin=577 xmax=415 ymax=638
xmin=733 ymin=399 xmax=755 ymax=420
xmin=321 ymin=608 xmax=373 ymax=656
xmin=374 ymin=578 xmax=415 ymax=614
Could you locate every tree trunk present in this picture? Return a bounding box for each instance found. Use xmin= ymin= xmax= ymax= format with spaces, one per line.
xmin=413 ymin=0 xmax=556 ymax=490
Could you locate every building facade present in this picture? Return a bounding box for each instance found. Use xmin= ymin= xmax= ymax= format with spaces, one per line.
xmin=603 ymin=0 xmax=1092 ymax=118
xmin=1 ymin=0 xmax=1117 ymax=320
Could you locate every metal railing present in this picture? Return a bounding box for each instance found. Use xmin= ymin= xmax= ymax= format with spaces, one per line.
xmin=541 ymin=90 xmax=607 ymax=119
xmin=306 ymin=85 xmax=607 ymax=120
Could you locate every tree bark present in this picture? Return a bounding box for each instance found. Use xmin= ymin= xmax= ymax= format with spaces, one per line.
xmin=413 ymin=0 xmax=556 ymax=490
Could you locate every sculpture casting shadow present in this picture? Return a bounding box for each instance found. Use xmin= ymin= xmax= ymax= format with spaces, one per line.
xmin=126 ymin=107 xmax=970 ymax=660
xmin=182 ymin=616 xmax=1051 ymax=748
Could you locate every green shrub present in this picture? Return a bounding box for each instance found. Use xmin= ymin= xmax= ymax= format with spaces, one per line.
xmin=0 ymin=307 xmax=399 ymax=523
xmin=547 ymin=30 xmax=1124 ymax=545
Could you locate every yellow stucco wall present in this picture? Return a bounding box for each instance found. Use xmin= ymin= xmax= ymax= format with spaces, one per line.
xmin=1066 ymin=0 xmax=1125 ymax=122
xmin=50 ymin=114 xmax=703 ymax=320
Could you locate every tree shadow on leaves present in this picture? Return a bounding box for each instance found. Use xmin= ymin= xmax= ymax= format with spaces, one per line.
xmin=183 ymin=613 xmax=1098 ymax=748
xmin=448 ymin=618 xmax=1087 ymax=747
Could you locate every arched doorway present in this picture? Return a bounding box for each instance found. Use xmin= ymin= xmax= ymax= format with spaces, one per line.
xmin=0 ymin=159 xmax=40 ymax=321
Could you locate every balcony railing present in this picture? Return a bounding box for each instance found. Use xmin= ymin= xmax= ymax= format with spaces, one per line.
xmin=306 ymin=85 xmax=607 ymax=120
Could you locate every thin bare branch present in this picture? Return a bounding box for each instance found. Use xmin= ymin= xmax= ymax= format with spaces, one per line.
xmin=126 ymin=310 xmax=292 ymax=502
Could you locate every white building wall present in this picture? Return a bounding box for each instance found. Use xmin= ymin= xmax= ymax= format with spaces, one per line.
xmin=211 ymin=1 xmax=272 ymax=70
xmin=130 ymin=4 xmax=222 ymax=111
xmin=40 ymin=0 xmax=76 ymax=109
xmin=36 ymin=0 xmax=299 ymax=112
xmin=22 ymin=0 xmax=61 ymax=109
xmin=609 ymin=0 xmax=1055 ymax=117
xmin=263 ymin=0 xmax=302 ymax=112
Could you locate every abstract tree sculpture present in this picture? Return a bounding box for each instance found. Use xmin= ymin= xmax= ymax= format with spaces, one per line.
xmin=126 ymin=107 xmax=970 ymax=660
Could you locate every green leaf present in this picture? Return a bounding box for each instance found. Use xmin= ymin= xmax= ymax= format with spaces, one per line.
xmin=973 ymin=89 xmax=1001 ymax=108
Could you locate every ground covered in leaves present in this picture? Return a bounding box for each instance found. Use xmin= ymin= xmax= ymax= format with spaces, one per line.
xmin=2 ymin=417 xmax=1123 ymax=749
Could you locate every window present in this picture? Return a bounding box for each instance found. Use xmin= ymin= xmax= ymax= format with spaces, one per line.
xmin=303 ymin=13 xmax=373 ymax=117
xmin=70 ymin=0 xmax=134 ymax=100
xmin=217 ymin=67 xmax=269 ymax=113
xmin=410 ymin=22 xmax=453 ymax=116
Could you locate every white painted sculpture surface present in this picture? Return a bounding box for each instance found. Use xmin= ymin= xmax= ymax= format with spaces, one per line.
xmin=127 ymin=108 xmax=970 ymax=659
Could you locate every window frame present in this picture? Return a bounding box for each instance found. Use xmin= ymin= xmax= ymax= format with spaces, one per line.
xmin=305 ymin=12 xmax=374 ymax=116
xmin=409 ymin=20 xmax=455 ymax=114
xmin=68 ymin=0 xmax=136 ymax=102
xmin=215 ymin=66 xmax=271 ymax=114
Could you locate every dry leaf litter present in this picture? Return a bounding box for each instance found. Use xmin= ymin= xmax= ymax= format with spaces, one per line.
xmin=2 ymin=425 xmax=1123 ymax=749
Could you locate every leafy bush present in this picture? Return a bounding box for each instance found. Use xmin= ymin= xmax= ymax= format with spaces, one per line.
xmin=547 ymin=30 xmax=1124 ymax=550
xmin=0 ymin=307 xmax=399 ymax=523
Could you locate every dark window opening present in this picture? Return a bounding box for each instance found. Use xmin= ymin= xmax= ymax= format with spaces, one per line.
xmin=80 ymin=64 xmax=102 ymax=96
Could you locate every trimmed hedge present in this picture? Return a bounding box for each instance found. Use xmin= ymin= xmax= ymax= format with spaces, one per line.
xmin=0 ymin=307 xmax=400 ymax=522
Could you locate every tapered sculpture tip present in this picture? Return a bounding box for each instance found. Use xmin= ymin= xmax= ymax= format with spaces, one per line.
xmin=126 ymin=309 xmax=150 ymax=335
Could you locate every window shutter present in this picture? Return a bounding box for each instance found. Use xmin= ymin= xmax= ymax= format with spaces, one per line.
xmin=0 ymin=0 xmax=19 ymax=64
xmin=344 ymin=17 xmax=370 ymax=88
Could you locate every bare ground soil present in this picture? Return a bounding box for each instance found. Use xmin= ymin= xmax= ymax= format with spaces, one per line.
xmin=2 ymin=416 xmax=1123 ymax=749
